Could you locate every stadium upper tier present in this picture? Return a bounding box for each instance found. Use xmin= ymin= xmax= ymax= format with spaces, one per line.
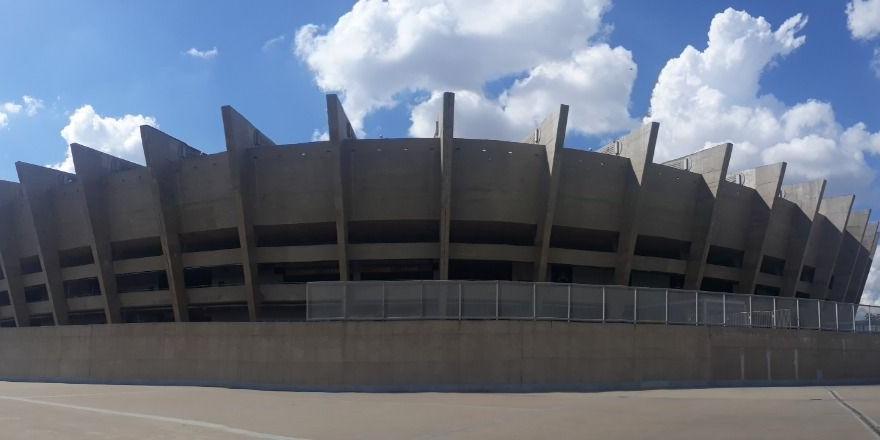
xmin=0 ymin=93 xmax=875 ymax=326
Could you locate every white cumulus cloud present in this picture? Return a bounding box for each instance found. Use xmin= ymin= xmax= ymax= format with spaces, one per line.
xmin=847 ymin=0 xmax=880 ymax=40
xmin=646 ymin=8 xmax=880 ymax=184
xmin=185 ymin=47 xmax=219 ymax=60
xmin=295 ymin=0 xmax=636 ymax=139
xmin=52 ymin=105 xmax=158 ymax=172
xmin=0 ymin=95 xmax=44 ymax=129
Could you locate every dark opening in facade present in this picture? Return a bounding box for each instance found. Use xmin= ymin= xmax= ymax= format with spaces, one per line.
xmin=68 ymin=311 xmax=107 ymax=325
xmin=58 ymin=246 xmax=94 ymax=268
xmin=111 ymin=237 xmax=163 ymax=260
xmin=188 ymin=304 xmax=249 ymax=322
xmin=634 ymin=235 xmax=691 ymax=260
xmin=255 ymin=222 xmax=337 ymax=247
xmin=116 ymin=271 xmax=169 ymax=293
xmin=759 ymin=255 xmax=785 ymax=276
xmin=122 ymin=307 xmax=174 ymax=323
xmin=24 ymin=285 xmax=49 ymax=303
xmin=20 ymin=255 xmax=42 ymax=274
xmin=450 ymin=221 xmax=536 ymax=246
xmin=705 ymin=245 xmax=744 ymax=268
xmin=349 ymin=220 xmax=439 ymax=244
xmin=800 ymin=265 xmax=816 ymax=283
xmin=549 ymin=226 xmax=619 ymax=252
xmin=700 ymin=277 xmax=738 ymax=293
xmin=258 ymin=261 xmax=339 ymax=284
xmin=0 ymin=290 xmax=10 ymax=306
xmin=180 ymin=228 xmax=240 ymax=252
xmin=28 ymin=314 xmax=54 ymax=326
xmin=63 ymin=277 xmax=102 ymax=298
xmin=630 ymin=270 xmax=685 ymax=289
xmin=449 ymin=260 xmax=512 ymax=281
xmin=353 ymin=259 xmax=434 ymax=280
xmin=754 ymin=284 xmax=781 ymax=296
xmin=184 ymin=265 xmax=244 ymax=288
xmin=0 ymin=318 xmax=15 ymax=327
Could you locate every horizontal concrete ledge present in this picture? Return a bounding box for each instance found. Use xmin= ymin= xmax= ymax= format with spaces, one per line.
xmin=0 ymin=321 xmax=878 ymax=393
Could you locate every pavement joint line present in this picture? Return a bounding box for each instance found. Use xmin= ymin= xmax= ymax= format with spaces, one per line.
xmin=0 ymin=394 xmax=308 ymax=440
xmin=827 ymin=388 xmax=880 ymax=438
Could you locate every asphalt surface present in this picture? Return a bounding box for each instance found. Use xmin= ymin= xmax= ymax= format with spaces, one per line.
xmin=0 ymin=381 xmax=877 ymax=439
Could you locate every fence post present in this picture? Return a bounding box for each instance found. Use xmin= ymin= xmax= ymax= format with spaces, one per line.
xmin=342 ymin=282 xmax=348 ymax=320
xmin=834 ymin=302 xmax=839 ymax=332
xmin=852 ymin=305 xmax=856 ymax=333
xmin=495 ymin=281 xmax=500 ymax=320
xmin=532 ymin=283 xmax=537 ymax=320
xmin=382 ymin=281 xmax=386 ymax=319
xmin=817 ymin=301 xmax=821 ymax=330
xmin=722 ymin=294 xmax=727 ymax=327
xmin=869 ymin=306 xmax=873 ymax=333
xmin=748 ymin=295 xmax=752 ymax=327
xmin=771 ymin=297 xmax=776 ymax=328
xmin=695 ymin=291 xmax=699 ymax=326
xmin=305 ymin=283 xmax=310 ymax=321
xmin=664 ymin=289 xmax=669 ymax=325
xmin=458 ymin=282 xmax=462 ymax=320
xmin=633 ymin=288 xmax=638 ymax=323
xmin=796 ymin=299 xmax=800 ymax=329
xmin=602 ymin=286 xmax=606 ymax=323
xmin=567 ymin=284 xmax=572 ymax=322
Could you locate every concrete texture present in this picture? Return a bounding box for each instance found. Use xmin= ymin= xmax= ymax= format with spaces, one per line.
xmin=0 ymin=381 xmax=878 ymax=439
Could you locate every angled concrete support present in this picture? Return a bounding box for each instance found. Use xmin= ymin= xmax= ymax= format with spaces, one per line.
xmin=802 ymin=195 xmax=854 ymax=299
xmin=15 ymin=162 xmax=71 ymax=325
xmin=602 ymin=122 xmax=659 ymax=286
xmin=852 ymin=229 xmax=879 ymax=304
xmin=0 ymin=181 xmax=30 ymax=326
xmin=222 ymin=106 xmax=275 ymax=322
xmin=778 ymin=180 xmax=827 ymax=297
xmin=735 ymin=163 xmax=786 ymax=294
xmin=141 ymin=126 xmax=205 ymax=322
xmin=438 ymin=92 xmax=455 ymax=280
xmin=526 ymin=105 xmax=569 ymax=282
xmin=845 ymin=221 xmax=878 ymax=303
xmin=827 ymin=209 xmax=870 ymax=301
xmin=326 ymin=94 xmax=356 ymax=281
xmin=662 ymin=143 xmax=732 ymax=290
xmin=70 ymin=143 xmax=141 ymax=323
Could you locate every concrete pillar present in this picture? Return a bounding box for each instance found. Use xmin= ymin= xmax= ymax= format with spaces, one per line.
xmin=326 ymin=94 xmax=356 ymax=281
xmin=525 ymin=105 xmax=569 ymax=282
xmin=438 ymin=92 xmax=455 ymax=280
xmin=734 ymin=163 xmax=786 ymax=294
xmin=826 ymin=209 xmax=870 ymax=301
xmin=15 ymin=162 xmax=71 ymax=325
xmin=778 ymin=179 xmax=826 ymax=297
xmin=601 ymin=122 xmax=658 ymax=286
xmin=222 ymin=106 xmax=275 ymax=322
xmin=801 ymin=195 xmax=854 ymax=299
xmin=141 ymin=126 xmax=205 ymax=322
xmin=661 ymin=143 xmax=732 ymax=290
xmin=0 ymin=181 xmax=30 ymax=326
xmin=69 ymin=144 xmax=141 ymax=323
xmin=844 ymin=221 xmax=878 ymax=303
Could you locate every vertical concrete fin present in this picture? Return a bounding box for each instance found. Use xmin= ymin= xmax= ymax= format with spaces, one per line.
xmin=834 ymin=210 xmax=871 ymax=302
xmin=326 ymin=94 xmax=354 ymax=280
xmin=735 ymin=162 xmax=787 ymax=294
xmin=605 ymin=122 xmax=659 ymax=285
xmin=809 ymin=194 xmax=855 ymax=299
xmin=140 ymin=125 xmax=202 ymax=322
xmin=662 ymin=143 xmax=733 ymax=289
xmin=69 ymin=143 xmax=142 ymax=323
xmin=14 ymin=162 xmax=71 ymax=325
xmin=0 ymin=181 xmax=30 ymax=326
xmin=222 ymin=106 xmax=273 ymax=321
xmin=779 ymin=179 xmax=826 ymax=297
xmin=438 ymin=92 xmax=455 ymax=280
xmin=846 ymin=221 xmax=879 ymax=303
xmin=528 ymin=105 xmax=569 ymax=282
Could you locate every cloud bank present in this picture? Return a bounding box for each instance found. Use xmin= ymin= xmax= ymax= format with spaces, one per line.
xmin=52 ymin=105 xmax=158 ymax=172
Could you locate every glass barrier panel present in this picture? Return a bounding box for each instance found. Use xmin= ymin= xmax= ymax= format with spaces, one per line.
xmin=636 ymin=288 xmax=666 ymax=323
xmin=605 ymin=286 xmax=634 ymax=322
xmin=461 ymin=281 xmax=497 ymax=319
xmin=384 ymin=281 xmax=422 ymax=318
xmin=308 ymin=282 xmax=345 ymax=320
xmin=667 ymin=290 xmax=697 ymax=324
xmin=422 ymin=281 xmax=460 ymax=319
xmin=535 ymin=283 xmax=569 ymax=319
xmin=837 ymin=303 xmax=854 ymax=332
xmin=499 ymin=281 xmax=533 ymax=319
xmin=698 ymin=292 xmax=724 ymax=326
xmin=570 ymin=284 xmax=603 ymax=321
xmin=820 ymin=301 xmax=837 ymax=331
xmin=346 ymin=282 xmax=384 ymax=319
xmin=798 ymin=299 xmax=820 ymax=329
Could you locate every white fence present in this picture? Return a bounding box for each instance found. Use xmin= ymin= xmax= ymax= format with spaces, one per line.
xmin=304 ymin=281 xmax=880 ymax=333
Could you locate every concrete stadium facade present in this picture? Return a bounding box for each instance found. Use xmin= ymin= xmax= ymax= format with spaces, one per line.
xmin=0 ymin=92 xmax=876 ymax=327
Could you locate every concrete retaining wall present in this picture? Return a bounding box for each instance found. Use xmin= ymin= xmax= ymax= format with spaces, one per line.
xmin=0 ymin=321 xmax=878 ymax=391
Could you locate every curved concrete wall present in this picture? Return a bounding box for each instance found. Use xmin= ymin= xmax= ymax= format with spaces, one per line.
xmin=0 ymin=321 xmax=878 ymax=391
xmin=0 ymin=92 xmax=874 ymax=327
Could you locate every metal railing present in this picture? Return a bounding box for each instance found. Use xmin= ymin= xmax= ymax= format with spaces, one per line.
xmin=303 ymin=280 xmax=880 ymax=333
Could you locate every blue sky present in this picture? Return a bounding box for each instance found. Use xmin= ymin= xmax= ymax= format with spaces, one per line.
xmin=0 ymin=0 xmax=879 ymax=199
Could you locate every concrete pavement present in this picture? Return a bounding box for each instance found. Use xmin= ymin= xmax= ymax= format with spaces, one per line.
xmin=0 ymin=381 xmax=877 ymax=439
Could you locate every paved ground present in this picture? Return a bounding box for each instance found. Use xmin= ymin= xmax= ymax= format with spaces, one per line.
xmin=0 ymin=382 xmax=877 ymax=439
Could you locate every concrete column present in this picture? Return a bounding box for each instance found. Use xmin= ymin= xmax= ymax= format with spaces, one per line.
xmin=802 ymin=195 xmax=854 ymax=299
xmin=0 ymin=181 xmax=30 ymax=326
xmin=826 ymin=209 xmax=870 ymax=301
xmin=734 ymin=163 xmax=786 ymax=294
xmin=601 ymin=122 xmax=659 ymax=286
xmin=15 ymin=162 xmax=71 ymax=325
xmin=326 ymin=94 xmax=356 ymax=281
xmin=844 ymin=221 xmax=878 ymax=303
xmin=141 ymin=126 xmax=205 ymax=322
xmin=438 ymin=92 xmax=455 ymax=280
xmin=850 ymin=229 xmax=879 ymax=304
xmin=222 ymin=106 xmax=275 ymax=322
xmin=525 ymin=105 xmax=569 ymax=282
xmin=778 ymin=179 xmax=826 ymax=297
xmin=661 ymin=143 xmax=732 ymax=290
xmin=69 ymin=144 xmax=141 ymax=323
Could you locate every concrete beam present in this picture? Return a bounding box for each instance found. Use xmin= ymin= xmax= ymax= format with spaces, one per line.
xmin=526 ymin=105 xmax=569 ymax=282
xmin=845 ymin=221 xmax=878 ymax=303
xmin=438 ymin=92 xmax=455 ymax=280
xmin=0 ymin=181 xmax=30 ymax=326
xmin=600 ymin=122 xmax=659 ymax=286
xmin=326 ymin=94 xmax=356 ymax=281
xmin=70 ymin=143 xmax=141 ymax=323
xmin=803 ymin=195 xmax=854 ymax=299
xmin=779 ymin=179 xmax=826 ymax=297
xmin=733 ymin=163 xmax=786 ymax=294
xmin=827 ymin=209 xmax=870 ymax=301
xmin=661 ymin=143 xmax=733 ymax=290
xmin=222 ymin=106 xmax=275 ymax=322
xmin=15 ymin=162 xmax=72 ymax=325
xmin=141 ymin=125 xmax=205 ymax=322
